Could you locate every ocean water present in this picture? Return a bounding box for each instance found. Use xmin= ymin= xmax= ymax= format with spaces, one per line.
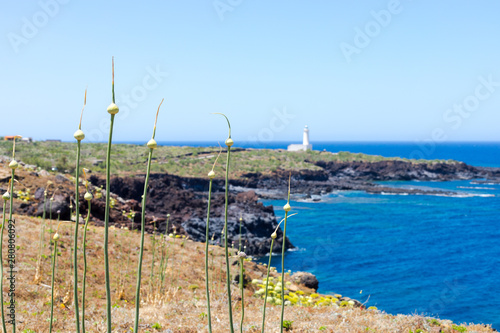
xmin=135 ymin=141 xmax=500 ymax=328
xmin=255 ymin=142 xmax=500 ymax=329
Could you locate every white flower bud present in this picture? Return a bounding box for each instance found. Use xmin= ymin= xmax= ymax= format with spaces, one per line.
xmin=107 ymin=103 xmax=119 ymax=115
xmin=208 ymin=170 xmax=215 ymax=179
xmin=53 ymin=233 xmax=60 ymax=241
xmin=147 ymin=139 xmax=157 ymax=149
xmin=271 ymin=232 xmax=277 ymax=239
xmin=73 ymin=129 xmax=85 ymax=141
xmin=2 ymin=192 xmax=10 ymax=200
xmin=9 ymin=160 xmax=18 ymax=170
xmin=225 ymin=138 xmax=234 ymax=147
xmin=84 ymin=192 xmax=93 ymax=201
xmin=283 ymin=203 xmax=291 ymax=212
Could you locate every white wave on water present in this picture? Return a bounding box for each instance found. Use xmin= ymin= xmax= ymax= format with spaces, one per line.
xmin=458 ymin=186 xmax=495 ymax=190
xmin=288 ymin=247 xmax=306 ymax=252
xmin=434 ymin=192 xmax=495 ymax=198
xmin=262 ymin=247 xmax=306 ymax=256
xmin=380 ymin=192 xmax=409 ymax=196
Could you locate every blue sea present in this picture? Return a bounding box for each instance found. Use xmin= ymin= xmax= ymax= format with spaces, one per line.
xmin=136 ymin=141 xmax=500 ymax=328
xmin=261 ymin=142 xmax=500 ymax=329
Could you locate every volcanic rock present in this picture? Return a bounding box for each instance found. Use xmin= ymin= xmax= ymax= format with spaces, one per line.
xmin=291 ymin=271 xmax=319 ymax=291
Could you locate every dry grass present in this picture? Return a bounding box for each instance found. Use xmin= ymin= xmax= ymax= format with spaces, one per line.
xmin=0 ymin=214 xmax=495 ymax=332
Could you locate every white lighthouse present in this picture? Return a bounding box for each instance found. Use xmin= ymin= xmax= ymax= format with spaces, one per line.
xmin=287 ymin=126 xmax=313 ymax=152
xmin=303 ymin=125 xmax=310 ymax=147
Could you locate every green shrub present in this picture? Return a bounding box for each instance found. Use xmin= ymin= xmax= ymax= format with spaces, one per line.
xmin=283 ymin=320 xmax=293 ymax=331
xmin=452 ymin=325 xmax=467 ymax=332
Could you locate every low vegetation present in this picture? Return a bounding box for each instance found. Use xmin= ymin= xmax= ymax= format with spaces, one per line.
xmin=0 ymin=141 xmax=457 ymax=179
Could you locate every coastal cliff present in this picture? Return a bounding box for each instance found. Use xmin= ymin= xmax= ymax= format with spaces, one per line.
xmin=231 ymin=159 xmax=500 ymax=199
xmin=2 ymin=151 xmax=499 ymax=256
xmin=88 ymin=173 xmax=294 ymax=256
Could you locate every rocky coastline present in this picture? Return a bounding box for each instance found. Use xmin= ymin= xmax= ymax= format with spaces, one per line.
xmin=230 ymin=160 xmax=500 ymax=200
xmin=2 ymin=155 xmax=500 ymax=257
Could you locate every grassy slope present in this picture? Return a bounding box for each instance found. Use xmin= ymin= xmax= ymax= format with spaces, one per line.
xmin=2 ymin=214 xmax=494 ymax=333
xmin=0 ymin=141 xmax=457 ymax=179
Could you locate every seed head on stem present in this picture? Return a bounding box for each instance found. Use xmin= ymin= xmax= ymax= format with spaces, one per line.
xmin=213 ymin=112 xmax=235 ymax=332
xmin=74 ymin=89 xmax=87 ymax=140
xmin=208 ymin=143 xmax=222 ymax=179
xmin=104 ymin=57 xmax=118 ymax=333
xmin=213 ymin=113 xmax=233 ymax=147
xmin=107 ymin=59 xmax=119 ymax=115
xmin=134 ymin=98 xmax=164 ymax=333
xmin=9 ymin=136 xmax=21 ymax=170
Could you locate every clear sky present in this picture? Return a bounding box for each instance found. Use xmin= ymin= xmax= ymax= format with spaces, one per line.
xmin=1 ymin=1 xmax=500 ymax=144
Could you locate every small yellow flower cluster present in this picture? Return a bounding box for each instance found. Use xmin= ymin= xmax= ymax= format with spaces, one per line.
xmin=252 ymin=277 xmax=348 ymax=308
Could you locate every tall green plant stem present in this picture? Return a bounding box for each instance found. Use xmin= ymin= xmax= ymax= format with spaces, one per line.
xmin=280 ymin=211 xmax=289 ymax=333
xmin=159 ymin=238 xmax=167 ymax=291
xmin=261 ymin=238 xmax=275 ymax=333
xmin=158 ymin=214 xmax=171 ymax=290
xmin=134 ymin=98 xmax=162 ymax=331
xmin=8 ymin=168 xmax=15 ymax=333
xmin=134 ymin=148 xmax=154 ymax=332
xmin=49 ymin=239 xmax=58 ymax=333
xmin=49 ymin=199 xmax=53 ymax=232
xmin=149 ymin=221 xmax=157 ymax=296
xmin=238 ymin=218 xmax=242 ymax=252
xmin=73 ymin=140 xmax=81 ymax=333
xmin=205 ymin=179 xmax=214 ymax=333
xmin=223 ymin=146 xmax=234 ymax=333
xmin=165 ymin=215 xmax=170 ymax=237
xmin=158 ymin=219 xmax=171 ymax=293
xmin=239 ymin=257 xmax=244 ymax=333
xmin=0 ymin=200 xmax=8 ymax=333
xmin=159 ymin=215 xmax=171 ymax=290
xmin=280 ymin=190 xmax=291 ymax=333
xmin=81 ymin=202 xmax=91 ymax=333
xmin=103 ymin=58 xmax=118 ymax=333
xmin=104 ymin=113 xmax=115 ymax=332
xmin=39 ymin=192 xmax=47 ymax=264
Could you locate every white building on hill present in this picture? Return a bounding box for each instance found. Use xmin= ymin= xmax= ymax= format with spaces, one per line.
xmin=287 ymin=126 xmax=313 ymax=152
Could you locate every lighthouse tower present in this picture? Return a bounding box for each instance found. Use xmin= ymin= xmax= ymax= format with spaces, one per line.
xmin=303 ymin=125 xmax=310 ymax=147
xmin=287 ymin=126 xmax=313 ymax=152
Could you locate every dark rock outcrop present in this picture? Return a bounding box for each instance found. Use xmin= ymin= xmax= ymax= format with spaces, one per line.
xmin=88 ymin=173 xmax=294 ymax=257
xmin=227 ymin=161 xmax=500 ymax=199
xmin=35 ymin=195 xmax=71 ymax=221
xmin=232 ymin=272 xmax=251 ymax=288
xmin=315 ymin=160 xmax=483 ymax=181
xmin=291 ymin=271 xmax=319 ymax=291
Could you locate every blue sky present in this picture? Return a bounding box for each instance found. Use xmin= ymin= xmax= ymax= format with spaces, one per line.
xmin=1 ymin=1 xmax=500 ymax=144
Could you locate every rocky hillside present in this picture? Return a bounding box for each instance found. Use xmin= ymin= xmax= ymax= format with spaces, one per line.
xmin=0 ymin=159 xmax=293 ymax=257
xmin=90 ymin=173 xmax=294 ymax=256
xmin=231 ymin=160 xmax=500 ymax=199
